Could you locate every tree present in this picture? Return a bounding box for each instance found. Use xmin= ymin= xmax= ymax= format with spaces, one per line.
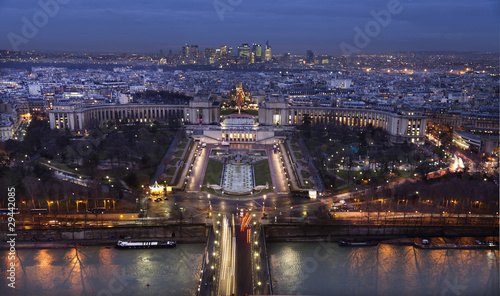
xmin=23 ymin=176 xmax=40 ymax=209
xmin=124 ymin=172 xmax=139 ymax=188
xmin=301 ymin=114 xmax=312 ymax=138
xmin=416 ymin=161 xmax=432 ymax=182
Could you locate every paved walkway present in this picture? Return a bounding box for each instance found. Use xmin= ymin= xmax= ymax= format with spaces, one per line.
xmin=279 ymin=141 xmax=303 ymax=191
xmin=149 ymin=130 xmax=182 ymax=186
xmin=172 ymin=138 xmax=195 ymax=189
xmin=298 ymin=138 xmax=326 ymax=192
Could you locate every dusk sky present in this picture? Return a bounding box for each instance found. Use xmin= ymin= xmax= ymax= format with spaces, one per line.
xmin=0 ymin=0 xmax=498 ymax=54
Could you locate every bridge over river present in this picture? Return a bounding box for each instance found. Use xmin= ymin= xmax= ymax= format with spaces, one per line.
xmin=198 ymin=213 xmax=273 ymax=296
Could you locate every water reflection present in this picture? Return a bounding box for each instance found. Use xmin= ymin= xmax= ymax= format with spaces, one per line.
xmin=0 ymin=244 xmax=204 ymax=296
xmin=269 ymin=243 xmax=499 ymax=296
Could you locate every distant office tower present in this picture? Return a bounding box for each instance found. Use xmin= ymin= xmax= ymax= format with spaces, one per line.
xmin=283 ymin=53 xmax=291 ymax=63
xmin=191 ymin=45 xmax=199 ymax=58
xmin=238 ymin=43 xmax=251 ymax=59
xmin=220 ymin=45 xmax=228 ymax=56
xmin=205 ymin=48 xmax=216 ymax=58
xmin=264 ymin=41 xmax=272 ymax=61
xmin=182 ymin=44 xmax=190 ymax=57
xmin=306 ymin=50 xmax=314 ymax=63
xmin=252 ymin=43 xmax=262 ymax=63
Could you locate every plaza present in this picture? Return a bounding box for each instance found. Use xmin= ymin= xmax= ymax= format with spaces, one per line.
xmin=221 ymin=163 xmax=254 ymax=195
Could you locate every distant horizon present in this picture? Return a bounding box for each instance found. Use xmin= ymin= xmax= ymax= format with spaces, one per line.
xmin=2 ymin=48 xmax=499 ymax=57
xmin=0 ymin=0 xmax=498 ymax=54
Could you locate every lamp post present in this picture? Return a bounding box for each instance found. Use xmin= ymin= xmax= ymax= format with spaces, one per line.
xmin=263 ymin=195 xmax=266 ymax=213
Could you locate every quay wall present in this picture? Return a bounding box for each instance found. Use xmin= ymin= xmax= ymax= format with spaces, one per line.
xmin=0 ymin=224 xmax=208 ymax=248
xmin=265 ymin=224 xmax=499 ymax=242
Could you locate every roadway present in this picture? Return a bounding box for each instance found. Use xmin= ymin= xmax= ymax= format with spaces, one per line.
xmin=217 ymin=215 xmax=236 ymax=296
xmin=235 ymin=212 xmax=253 ymax=296
xmin=186 ymin=143 xmax=212 ymax=192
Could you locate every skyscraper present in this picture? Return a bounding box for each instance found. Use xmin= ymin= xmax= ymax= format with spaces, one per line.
xmin=191 ymin=45 xmax=199 ymax=58
xmin=306 ymin=50 xmax=314 ymax=63
xmin=205 ymin=48 xmax=216 ymax=58
xmin=220 ymin=45 xmax=228 ymax=57
xmin=252 ymin=43 xmax=262 ymax=63
xmin=283 ymin=52 xmax=291 ymax=63
xmin=238 ymin=43 xmax=251 ymax=59
xmin=182 ymin=44 xmax=190 ymax=57
xmin=264 ymin=41 xmax=272 ymax=61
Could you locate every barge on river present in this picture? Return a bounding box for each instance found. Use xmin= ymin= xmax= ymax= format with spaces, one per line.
xmin=116 ymin=240 xmax=176 ymax=249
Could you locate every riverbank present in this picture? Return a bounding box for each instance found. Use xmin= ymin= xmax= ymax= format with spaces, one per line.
xmin=0 ymin=224 xmax=209 ymax=249
xmin=1 ymin=237 xmax=205 ymax=249
xmin=264 ymin=223 xmax=498 ymax=242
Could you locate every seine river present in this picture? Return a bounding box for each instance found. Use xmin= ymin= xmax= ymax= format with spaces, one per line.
xmin=0 ymin=244 xmax=204 ymax=296
xmin=269 ymin=242 xmax=499 ymax=296
xmin=1 ymin=243 xmax=498 ymax=296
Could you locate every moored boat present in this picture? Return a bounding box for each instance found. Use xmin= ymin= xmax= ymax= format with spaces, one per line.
xmin=338 ymin=240 xmax=378 ymax=247
xmin=116 ymin=240 xmax=176 ymax=249
xmin=413 ymin=239 xmax=498 ymax=250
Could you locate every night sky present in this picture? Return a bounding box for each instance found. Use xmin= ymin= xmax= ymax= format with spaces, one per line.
xmin=0 ymin=0 xmax=498 ymax=54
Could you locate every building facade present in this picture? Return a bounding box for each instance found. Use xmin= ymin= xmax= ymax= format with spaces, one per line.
xmin=49 ymin=95 xmax=426 ymax=144
xmin=48 ymin=99 xmax=220 ymax=131
xmin=258 ymin=98 xmax=426 ymax=144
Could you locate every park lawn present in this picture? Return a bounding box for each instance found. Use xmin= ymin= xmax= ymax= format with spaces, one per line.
xmin=162 ymin=176 xmax=173 ymax=185
xmin=177 ymin=140 xmax=188 ymax=151
xmin=293 ymin=151 xmax=303 ymax=159
xmin=304 ymin=138 xmax=321 ymax=152
xmin=301 ymin=170 xmax=311 ymax=179
xmin=164 ymin=166 xmax=177 ymax=176
xmin=254 ymin=160 xmax=273 ymax=186
xmin=336 ymin=170 xmax=351 ymax=180
xmin=171 ymin=141 xmax=196 ymax=186
xmin=42 ymin=161 xmax=77 ymax=174
xmin=183 ymin=140 xmax=195 ymax=163
xmin=204 ymin=159 xmax=223 ymax=185
xmin=174 ymin=149 xmax=184 ymax=158
xmin=95 ymin=167 xmax=128 ymax=179
xmin=221 ymin=109 xmax=238 ymax=115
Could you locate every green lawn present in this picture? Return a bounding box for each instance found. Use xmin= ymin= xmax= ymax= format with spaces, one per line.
xmin=173 ymin=149 xmax=184 ymax=158
xmin=177 ymin=140 xmax=188 ymax=151
xmin=42 ymin=161 xmax=77 ymax=174
xmin=304 ymin=139 xmax=321 ymax=152
xmin=254 ymin=160 xmax=272 ymax=186
xmin=164 ymin=166 xmax=176 ymax=176
xmin=162 ymin=176 xmax=173 ymax=185
xmin=301 ymin=170 xmax=311 ymax=179
xmin=204 ymin=159 xmax=223 ymax=185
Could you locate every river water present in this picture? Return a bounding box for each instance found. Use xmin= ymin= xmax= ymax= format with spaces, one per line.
xmin=269 ymin=242 xmax=499 ymax=296
xmin=1 ymin=242 xmax=498 ymax=296
xmin=0 ymin=244 xmax=204 ymax=296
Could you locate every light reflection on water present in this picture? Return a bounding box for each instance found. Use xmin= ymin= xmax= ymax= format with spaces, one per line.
xmin=269 ymin=242 xmax=499 ymax=296
xmin=0 ymin=244 xmax=204 ymax=296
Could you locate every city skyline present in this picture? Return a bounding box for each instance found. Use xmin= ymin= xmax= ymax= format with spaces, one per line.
xmin=0 ymin=0 xmax=499 ymax=54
